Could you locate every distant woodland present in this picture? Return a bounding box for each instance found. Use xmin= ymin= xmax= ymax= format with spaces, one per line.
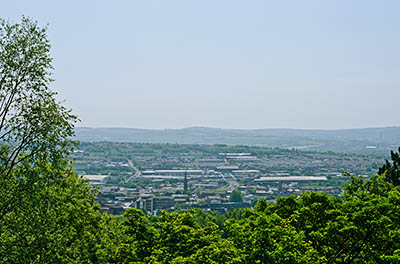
xmin=75 ymin=126 xmax=400 ymax=155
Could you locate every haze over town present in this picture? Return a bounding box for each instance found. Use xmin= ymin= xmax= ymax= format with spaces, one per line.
xmin=2 ymin=0 xmax=400 ymax=130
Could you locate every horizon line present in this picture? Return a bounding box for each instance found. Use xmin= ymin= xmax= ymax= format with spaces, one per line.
xmin=75 ymin=125 xmax=400 ymax=132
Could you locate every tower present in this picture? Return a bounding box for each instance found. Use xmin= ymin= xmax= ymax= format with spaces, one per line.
xmin=184 ymin=170 xmax=188 ymax=192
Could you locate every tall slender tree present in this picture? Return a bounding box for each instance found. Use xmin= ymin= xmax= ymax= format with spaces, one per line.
xmin=378 ymin=147 xmax=400 ymax=186
xmin=0 ymin=17 xmax=103 ymax=264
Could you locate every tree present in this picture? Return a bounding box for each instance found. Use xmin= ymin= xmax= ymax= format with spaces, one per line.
xmin=0 ymin=17 xmax=103 ymax=263
xmin=0 ymin=160 xmax=105 ymax=263
xmin=154 ymin=210 xmax=242 ymax=263
xmin=229 ymin=189 xmax=243 ymax=203
xmin=378 ymin=147 xmax=400 ymax=186
xmin=105 ymin=208 xmax=156 ymax=263
xmin=0 ymin=16 xmax=77 ymax=177
xmin=226 ymin=209 xmax=323 ymax=263
xmin=0 ymin=16 xmax=77 ymax=221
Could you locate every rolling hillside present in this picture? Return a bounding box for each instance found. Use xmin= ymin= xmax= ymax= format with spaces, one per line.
xmin=74 ymin=126 xmax=400 ymax=155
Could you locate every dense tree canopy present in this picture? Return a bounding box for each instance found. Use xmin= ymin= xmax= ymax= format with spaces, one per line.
xmin=94 ymin=171 xmax=400 ymax=263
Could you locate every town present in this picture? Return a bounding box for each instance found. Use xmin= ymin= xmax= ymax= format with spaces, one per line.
xmin=73 ymin=142 xmax=382 ymax=215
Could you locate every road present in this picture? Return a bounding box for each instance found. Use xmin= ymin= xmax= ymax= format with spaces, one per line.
xmin=123 ymin=160 xmax=141 ymax=183
xmin=219 ymin=172 xmax=239 ymax=191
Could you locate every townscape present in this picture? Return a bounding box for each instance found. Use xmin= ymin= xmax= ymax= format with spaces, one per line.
xmin=73 ymin=142 xmax=382 ymax=215
xmin=3 ymin=7 xmax=400 ymax=262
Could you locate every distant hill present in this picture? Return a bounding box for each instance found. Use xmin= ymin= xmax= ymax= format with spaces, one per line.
xmin=74 ymin=126 xmax=400 ymax=155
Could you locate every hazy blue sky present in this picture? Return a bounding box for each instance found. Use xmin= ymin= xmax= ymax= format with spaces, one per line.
xmin=2 ymin=1 xmax=400 ymax=129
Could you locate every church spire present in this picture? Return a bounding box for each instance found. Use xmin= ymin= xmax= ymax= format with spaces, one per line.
xmin=184 ymin=170 xmax=188 ymax=192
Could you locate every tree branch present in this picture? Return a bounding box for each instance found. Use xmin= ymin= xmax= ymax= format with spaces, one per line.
xmin=0 ymin=127 xmax=33 ymax=176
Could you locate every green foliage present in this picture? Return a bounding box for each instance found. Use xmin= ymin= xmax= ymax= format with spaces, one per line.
xmin=89 ymin=170 xmax=400 ymax=263
xmin=2 ymin=16 xmax=400 ymax=264
xmin=379 ymin=147 xmax=400 ymax=186
xmin=229 ymin=189 xmax=243 ymax=203
xmin=0 ymin=17 xmax=102 ymax=263
xmin=0 ymin=157 xmax=104 ymax=263
xmin=0 ymin=17 xmax=77 ymax=176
